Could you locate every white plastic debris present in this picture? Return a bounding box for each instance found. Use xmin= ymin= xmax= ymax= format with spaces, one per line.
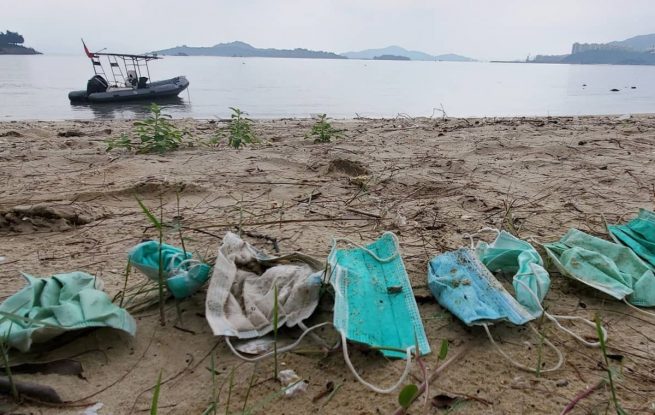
xmin=393 ymin=212 xmax=407 ymax=228
xmin=0 ymin=256 xmax=5 ymax=263
xmin=81 ymin=402 xmax=103 ymax=415
xmin=617 ymin=114 xmax=632 ymax=120
xmin=277 ymin=369 xmax=308 ymax=398
xmin=234 ymin=337 xmax=276 ymax=355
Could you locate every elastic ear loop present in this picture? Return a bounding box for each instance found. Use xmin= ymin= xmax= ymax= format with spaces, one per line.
xmin=513 ymin=277 xmax=607 ymax=348
xmin=623 ymin=299 xmax=655 ymax=319
xmin=483 ymin=323 xmax=564 ymax=373
xmin=224 ymin=321 xmax=336 ymax=362
xmin=225 ymin=321 xmax=415 ymax=394
xmin=339 ymin=331 xmax=415 ymax=394
xmin=331 ymin=235 xmax=400 ymax=263
xmin=464 ymin=227 xmax=501 ymax=250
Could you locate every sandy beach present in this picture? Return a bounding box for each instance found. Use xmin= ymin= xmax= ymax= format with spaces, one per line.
xmin=1 ymin=114 xmax=654 ymax=414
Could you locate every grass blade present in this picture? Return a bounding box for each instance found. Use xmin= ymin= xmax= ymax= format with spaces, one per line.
xmin=150 ymin=369 xmax=162 ymax=415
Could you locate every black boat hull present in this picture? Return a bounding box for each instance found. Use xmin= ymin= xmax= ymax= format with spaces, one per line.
xmin=68 ymin=76 xmax=189 ymax=103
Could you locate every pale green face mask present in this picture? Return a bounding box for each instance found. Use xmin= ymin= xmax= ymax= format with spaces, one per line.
xmin=544 ymin=229 xmax=655 ymax=307
xmin=608 ymin=209 xmax=655 ymax=270
xmin=475 ymin=230 xmax=550 ymax=317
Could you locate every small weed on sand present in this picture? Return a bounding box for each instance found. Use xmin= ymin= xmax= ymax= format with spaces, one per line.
xmin=107 ymin=103 xmax=183 ymax=153
xmin=306 ymin=114 xmax=340 ymax=143
xmin=220 ymin=107 xmax=258 ymax=149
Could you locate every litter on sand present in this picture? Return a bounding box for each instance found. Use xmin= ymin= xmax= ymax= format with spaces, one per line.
xmin=608 ymin=208 xmax=655 ymax=269
xmin=544 ymin=228 xmax=655 ymax=308
xmin=205 ymin=232 xmax=324 ymax=340
xmin=128 ymin=240 xmax=211 ymax=299
xmin=0 ymin=272 xmax=136 ymax=352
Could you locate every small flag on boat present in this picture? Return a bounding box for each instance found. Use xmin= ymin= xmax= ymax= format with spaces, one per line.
xmin=82 ymin=39 xmax=94 ymax=58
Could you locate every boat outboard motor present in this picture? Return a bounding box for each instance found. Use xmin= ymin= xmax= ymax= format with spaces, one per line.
xmin=86 ymin=75 xmax=109 ymax=95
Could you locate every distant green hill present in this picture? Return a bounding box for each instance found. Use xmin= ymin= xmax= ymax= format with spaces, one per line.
xmin=153 ymin=41 xmax=345 ymax=59
xmin=373 ymin=54 xmax=410 ymax=61
xmin=341 ymin=45 xmax=475 ymax=61
xmin=0 ymin=30 xmax=40 ymax=55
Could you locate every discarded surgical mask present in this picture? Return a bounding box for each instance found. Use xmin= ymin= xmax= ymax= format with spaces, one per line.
xmin=0 ymin=272 xmax=136 ymax=352
xmin=326 ymin=232 xmax=429 ymax=393
xmin=608 ymin=209 xmax=655 ymax=269
xmin=329 ymin=232 xmax=430 ymax=358
xmin=428 ymin=248 xmax=563 ymax=373
xmin=471 ymin=229 xmax=603 ymax=348
xmin=474 ymin=229 xmax=550 ymax=317
xmin=128 ymin=240 xmax=211 ymax=299
xmin=429 ymin=248 xmax=536 ymax=326
xmin=544 ymin=228 xmax=655 ymax=308
xmin=206 ymin=232 xmax=324 ymax=339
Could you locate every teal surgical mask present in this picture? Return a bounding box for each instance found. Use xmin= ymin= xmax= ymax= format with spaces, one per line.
xmin=428 ymin=247 xmax=563 ymax=373
xmin=474 ymin=229 xmax=550 ymax=317
xmin=609 ymin=209 xmax=655 ymax=269
xmin=328 ymin=232 xmax=430 ymax=393
xmin=544 ymin=229 xmax=655 ymax=308
xmin=128 ymin=240 xmax=211 ymax=299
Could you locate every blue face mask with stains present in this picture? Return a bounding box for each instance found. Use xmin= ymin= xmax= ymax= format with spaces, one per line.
xmin=428 ymin=247 xmax=536 ymax=326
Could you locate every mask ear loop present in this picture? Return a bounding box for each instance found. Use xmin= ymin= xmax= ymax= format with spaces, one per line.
xmin=225 ymin=322 xmax=414 ymax=394
xmin=483 ymin=323 xmax=564 ymax=373
xmin=518 ymin=237 xmax=609 ymax=347
xmin=464 ymin=227 xmax=501 ymax=250
xmin=224 ymin=321 xmax=337 ymax=362
xmin=623 ymin=299 xmax=655 ymax=319
xmin=340 ymin=331 xmax=414 ymax=394
xmin=331 ymin=236 xmax=399 ymax=263
xmin=513 ymin=278 xmax=607 ymax=347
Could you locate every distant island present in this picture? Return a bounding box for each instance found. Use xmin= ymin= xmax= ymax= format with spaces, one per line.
xmin=0 ymin=30 xmax=40 ymax=55
xmin=373 ymin=54 xmax=410 ymax=61
xmin=153 ymin=41 xmax=345 ymax=59
xmin=341 ymin=45 xmax=475 ymax=62
xmin=153 ymin=41 xmax=476 ymax=62
xmin=529 ymin=33 xmax=655 ymax=65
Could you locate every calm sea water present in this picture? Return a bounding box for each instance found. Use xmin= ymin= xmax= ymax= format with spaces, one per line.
xmin=1 ymin=54 xmax=654 ymax=120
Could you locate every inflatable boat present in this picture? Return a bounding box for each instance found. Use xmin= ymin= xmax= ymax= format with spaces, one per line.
xmin=68 ymin=40 xmax=189 ymax=104
xmin=68 ymin=75 xmax=189 ymax=103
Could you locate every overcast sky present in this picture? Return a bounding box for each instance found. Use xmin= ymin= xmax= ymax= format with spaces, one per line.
xmin=6 ymin=0 xmax=655 ymax=60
